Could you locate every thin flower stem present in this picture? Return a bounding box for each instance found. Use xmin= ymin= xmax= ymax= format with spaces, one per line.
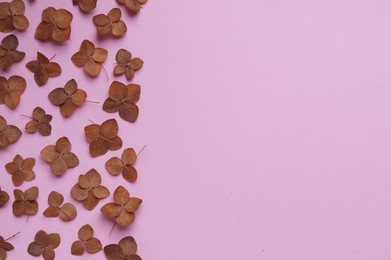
xmin=109 ymin=222 xmax=116 ymax=236
xmin=102 ymin=65 xmax=109 ymax=81
xmin=20 ymin=115 xmax=33 ymax=119
xmin=137 ymin=145 xmax=147 ymax=157
xmin=49 ymin=54 xmax=56 ymax=61
xmin=86 ymin=100 xmax=100 ymax=104
xmin=26 ymin=215 xmax=29 ymax=223
xmin=88 ymin=119 xmax=95 ymax=124
xmin=5 ymin=231 xmax=21 ymax=241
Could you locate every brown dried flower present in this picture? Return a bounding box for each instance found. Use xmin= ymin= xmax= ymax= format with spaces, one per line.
xmin=12 ymin=186 xmax=38 ymax=217
xmin=35 ymin=7 xmax=73 ymax=42
xmin=5 ymin=154 xmax=36 ymax=187
xmin=40 ymin=136 xmax=79 ymax=176
xmin=71 ymin=39 xmax=108 ymax=77
xmin=84 ymin=118 xmax=123 ymax=157
xmin=104 ymin=236 xmax=141 ymax=260
xmin=0 ymin=235 xmax=14 ymax=260
xmin=71 ymin=169 xmax=110 ymax=210
xmin=105 ymin=148 xmax=139 ymax=182
xmin=26 ymin=52 xmax=61 ymax=86
xmin=0 ymin=0 xmax=29 ymax=32
xmin=0 ymin=75 xmax=26 ymax=109
xmin=93 ymin=8 xmax=127 ymax=37
xmin=116 ymin=0 xmax=147 ymax=13
xmin=100 ymin=186 xmax=142 ymax=227
xmin=27 ymin=230 xmax=60 ymax=260
xmin=0 ymin=188 xmax=9 ymax=208
xmin=0 ymin=34 xmax=25 ymax=70
xmin=25 ymin=106 xmax=53 ymax=136
xmin=0 ymin=115 xmax=22 ymax=149
xmin=48 ymin=79 xmax=87 ymax=118
xmin=43 ymin=191 xmax=77 ymax=222
xmin=103 ymin=81 xmax=140 ymax=122
xmin=114 ymin=49 xmax=143 ymax=80
xmin=72 ymin=0 xmax=97 ymax=13
xmin=71 ymin=224 xmax=102 ymax=255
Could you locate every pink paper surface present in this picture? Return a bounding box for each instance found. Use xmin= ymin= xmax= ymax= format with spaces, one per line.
xmin=1 ymin=0 xmax=391 ymax=259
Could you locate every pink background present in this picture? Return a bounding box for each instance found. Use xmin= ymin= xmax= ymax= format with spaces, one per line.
xmin=1 ymin=0 xmax=391 ymax=259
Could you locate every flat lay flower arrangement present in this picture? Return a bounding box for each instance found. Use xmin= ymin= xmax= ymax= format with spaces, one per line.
xmin=0 ymin=0 xmax=148 ymax=259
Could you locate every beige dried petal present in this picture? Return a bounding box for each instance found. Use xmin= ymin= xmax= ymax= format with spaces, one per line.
xmin=59 ymin=203 xmax=77 ymax=221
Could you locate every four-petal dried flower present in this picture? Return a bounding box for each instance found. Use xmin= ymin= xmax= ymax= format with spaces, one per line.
xmin=71 ymin=39 xmax=108 ymax=77
xmin=26 ymin=52 xmax=61 ymax=86
xmin=103 ymin=81 xmax=140 ymax=122
xmin=116 ymin=0 xmax=147 ymax=13
xmin=5 ymin=154 xmax=36 ymax=187
xmin=40 ymin=136 xmax=79 ymax=176
xmin=35 ymin=7 xmax=73 ymax=42
xmin=0 ymin=188 xmax=9 ymax=208
xmin=0 ymin=115 xmax=21 ymax=149
xmin=0 ymin=0 xmax=29 ymax=32
xmin=43 ymin=191 xmax=77 ymax=222
xmin=93 ymin=8 xmax=127 ymax=37
xmin=12 ymin=186 xmax=39 ymax=217
xmin=0 ymin=235 xmax=14 ymax=260
xmin=27 ymin=230 xmax=60 ymax=260
xmin=114 ymin=49 xmax=143 ymax=80
xmin=25 ymin=106 xmax=53 ymax=136
xmin=71 ymin=224 xmax=102 ymax=255
xmin=104 ymin=236 xmax=141 ymax=260
xmin=100 ymin=186 xmax=142 ymax=227
xmin=0 ymin=34 xmax=25 ymax=70
xmin=72 ymin=0 xmax=97 ymax=13
xmin=0 ymin=75 xmax=26 ymax=109
xmin=105 ymin=148 xmax=139 ymax=182
xmin=48 ymin=79 xmax=87 ymax=118
xmin=84 ymin=118 xmax=123 ymax=157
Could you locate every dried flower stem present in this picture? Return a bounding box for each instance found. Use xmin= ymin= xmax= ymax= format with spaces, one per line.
xmin=5 ymin=231 xmax=21 ymax=241
xmin=20 ymin=115 xmax=33 ymax=119
xmin=86 ymin=100 xmax=100 ymax=104
xmin=102 ymin=65 xmax=109 ymax=81
xmin=137 ymin=145 xmax=147 ymax=157
xmin=109 ymin=222 xmax=116 ymax=236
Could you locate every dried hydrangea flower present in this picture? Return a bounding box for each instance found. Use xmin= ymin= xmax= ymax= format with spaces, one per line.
xmin=71 ymin=169 xmax=110 ymax=210
xmin=25 ymin=107 xmax=53 ymax=136
xmin=0 ymin=235 xmax=14 ymax=260
xmin=12 ymin=186 xmax=39 ymax=217
xmin=71 ymin=224 xmax=102 ymax=255
xmin=27 ymin=230 xmax=60 ymax=260
xmin=35 ymin=7 xmax=73 ymax=42
xmin=84 ymin=118 xmax=123 ymax=157
xmin=0 ymin=115 xmax=22 ymax=149
xmin=105 ymin=148 xmax=139 ymax=182
xmin=93 ymin=8 xmax=127 ymax=37
xmin=5 ymin=154 xmax=36 ymax=187
xmin=100 ymin=186 xmax=142 ymax=227
xmin=0 ymin=0 xmax=29 ymax=32
xmin=102 ymin=81 xmax=140 ymax=122
xmin=0 ymin=75 xmax=26 ymax=109
xmin=48 ymin=79 xmax=87 ymax=118
xmin=72 ymin=0 xmax=97 ymax=13
xmin=114 ymin=49 xmax=143 ymax=81
xmin=116 ymin=0 xmax=147 ymax=13
xmin=104 ymin=236 xmax=141 ymax=260
xmin=40 ymin=136 xmax=79 ymax=176
xmin=43 ymin=191 xmax=77 ymax=222
xmin=0 ymin=188 xmax=9 ymax=208
xmin=71 ymin=39 xmax=108 ymax=77
xmin=0 ymin=34 xmax=25 ymax=70
xmin=26 ymin=52 xmax=61 ymax=86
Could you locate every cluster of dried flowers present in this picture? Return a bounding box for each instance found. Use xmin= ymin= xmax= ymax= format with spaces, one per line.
xmin=0 ymin=0 xmax=148 ymax=258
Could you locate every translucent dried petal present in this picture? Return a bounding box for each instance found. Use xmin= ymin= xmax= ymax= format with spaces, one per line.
xmin=71 ymin=240 xmax=85 ymax=255
xmin=100 ymin=203 xmax=121 ymax=218
xmin=86 ymin=238 xmax=102 ymax=253
xmin=48 ymin=191 xmax=64 ymax=207
xmin=59 ymin=203 xmax=77 ymax=221
xmin=105 ymin=157 xmax=124 ymax=176
xmin=92 ymin=186 xmax=110 ymax=199
xmin=71 ymin=184 xmax=89 ymax=201
xmin=78 ymin=224 xmax=93 ymax=241
xmin=114 ymin=186 xmax=129 ymax=205
xmin=119 ymin=236 xmax=138 ymax=255
xmin=82 ymin=191 xmax=99 ymax=211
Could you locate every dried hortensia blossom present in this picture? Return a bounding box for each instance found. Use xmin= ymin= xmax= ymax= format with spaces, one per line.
xmin=40 ymin=136 xmax=79 ymax=176
xmin=71 ymin=224 xmax=102 ymax=255
xmin=116 ymin=0 xmax=147 ymax=13
xmin=71 ymin=169 xmax=110 ymax=210
xmin=0 ymin=188 xmax=9 ymax=208
xmin=35 ymin=7 xmax=73 ymax=42
xmin=5 ymin=154 xmax=36 ymax=187
xmin=12 ymin=186 xmax=39 ymax=217
xmin=93 ymin=8 xmax=127 ymax=37
xmin=48 ymin=79 xmax=87 ymax=118
xmin=105 ymin=148 xmax=139 ymax=183
xmin=26 ymin=52 xmax=61 ymax=86
xmin=0 ymin=235 xmax=14 ymax=260
xmin=27 ymin=230 xmax=60 ymax=260
xmin=71 ymin=39 xmax=108 ymax=77
xmin=104 ymin=236 xmax=141 ymax=260
xmin=100 ymin=186 xmax=142 ymax=227
xmin=114 ymin=49 xmax=143 ymax=81
xmin=103 ymin=81 xmax=140 ymax=122
xmin=84 ymin=118 xmax=123 ymax=157
xmin=25 ymin=106 xmax=53 ymax=136
xmin=72 ymin=0 xmax=97 ymax=13
xmin=0 ymin=75 xmax=26 ymax=109
xmin=43 ymin=191 xmax=77 ymax=222
xmin=0 ymin=115 xmax=22 ymax=149
xmin=0 ymin=0 xmax=29 ymax=32
xmin=0 ymin=34 xmax=25 ymax=70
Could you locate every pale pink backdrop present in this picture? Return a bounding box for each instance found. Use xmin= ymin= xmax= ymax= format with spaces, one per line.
xmin=1 ymin=0 xmax=391 ymax=259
